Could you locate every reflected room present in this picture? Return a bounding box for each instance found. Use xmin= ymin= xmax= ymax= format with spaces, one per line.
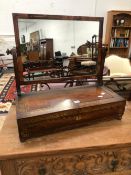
xmin=17 ymin=18 xmax=100 ymax=81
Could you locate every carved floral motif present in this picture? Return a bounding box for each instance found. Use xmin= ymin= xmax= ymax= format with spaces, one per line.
xmin=15 ymin=148 xmax=131 ymax=175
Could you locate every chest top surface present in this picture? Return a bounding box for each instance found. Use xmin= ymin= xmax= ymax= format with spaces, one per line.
xmin=16 ymin=86 xmax=124 ymax=119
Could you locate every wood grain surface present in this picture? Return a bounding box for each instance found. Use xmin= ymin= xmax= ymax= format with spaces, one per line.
xmin=15 ymin=86 xmax=126 ymax=141
xmin=0 ymin=101 xmax=131 ymax=160
xmin=0 ymin=102 xmax=131 ymax=175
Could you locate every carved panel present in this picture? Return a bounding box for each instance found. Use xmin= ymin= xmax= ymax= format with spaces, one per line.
xmin=15 ymin=148 xmax=131 ymax=175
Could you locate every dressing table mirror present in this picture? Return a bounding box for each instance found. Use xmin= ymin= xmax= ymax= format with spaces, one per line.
xmin=12 ymin=13 xmax=105 ymax=95
xmin=12 ymin=13 xmax=126 ymax=142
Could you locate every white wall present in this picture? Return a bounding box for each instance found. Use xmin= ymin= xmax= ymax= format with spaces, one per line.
xmin=0 ymin=0 xmax=131 ymax=38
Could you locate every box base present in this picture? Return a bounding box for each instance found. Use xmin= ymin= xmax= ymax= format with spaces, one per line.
xmin=16 ymin=86 xmax=126 ymax=142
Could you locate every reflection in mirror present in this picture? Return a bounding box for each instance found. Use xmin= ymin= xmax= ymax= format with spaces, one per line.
xmin=17 ymin=19 xmax=99 ymax=81
xmin=18 ymin=19 xmax=99 ymax=54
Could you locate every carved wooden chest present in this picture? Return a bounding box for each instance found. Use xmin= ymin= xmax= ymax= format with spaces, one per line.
xmin=16 ymin=86 xmax=126 ymax=142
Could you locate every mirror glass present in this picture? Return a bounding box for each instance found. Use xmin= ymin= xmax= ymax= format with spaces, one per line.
xmin=17 ymin=18 xmax=100 ymax=82
xmin=18 ymin=19 xmax=99 ymax=54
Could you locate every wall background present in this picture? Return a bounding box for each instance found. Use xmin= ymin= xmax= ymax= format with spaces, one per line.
xmin=0 ymin=0 xmax=131 ymax=41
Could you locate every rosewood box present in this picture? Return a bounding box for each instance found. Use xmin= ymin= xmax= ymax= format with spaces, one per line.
xmin=16 ymin=86 xmax=126 ymax=142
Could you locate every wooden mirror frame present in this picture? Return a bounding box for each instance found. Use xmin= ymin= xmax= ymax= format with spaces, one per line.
xmin=12 ymin=13 xmax=104 ymax=96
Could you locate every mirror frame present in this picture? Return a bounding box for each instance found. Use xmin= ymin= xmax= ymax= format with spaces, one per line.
xmin=12 ymin=13 xmax=104 ymax=95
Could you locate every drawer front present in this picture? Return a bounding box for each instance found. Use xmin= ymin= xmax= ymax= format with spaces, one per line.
xmin=15 ymin=147 xmax=131 ymax=175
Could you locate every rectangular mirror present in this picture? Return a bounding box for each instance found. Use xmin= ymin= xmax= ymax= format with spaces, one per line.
xmin=12 ymin=14 xmax=104 ymax=95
